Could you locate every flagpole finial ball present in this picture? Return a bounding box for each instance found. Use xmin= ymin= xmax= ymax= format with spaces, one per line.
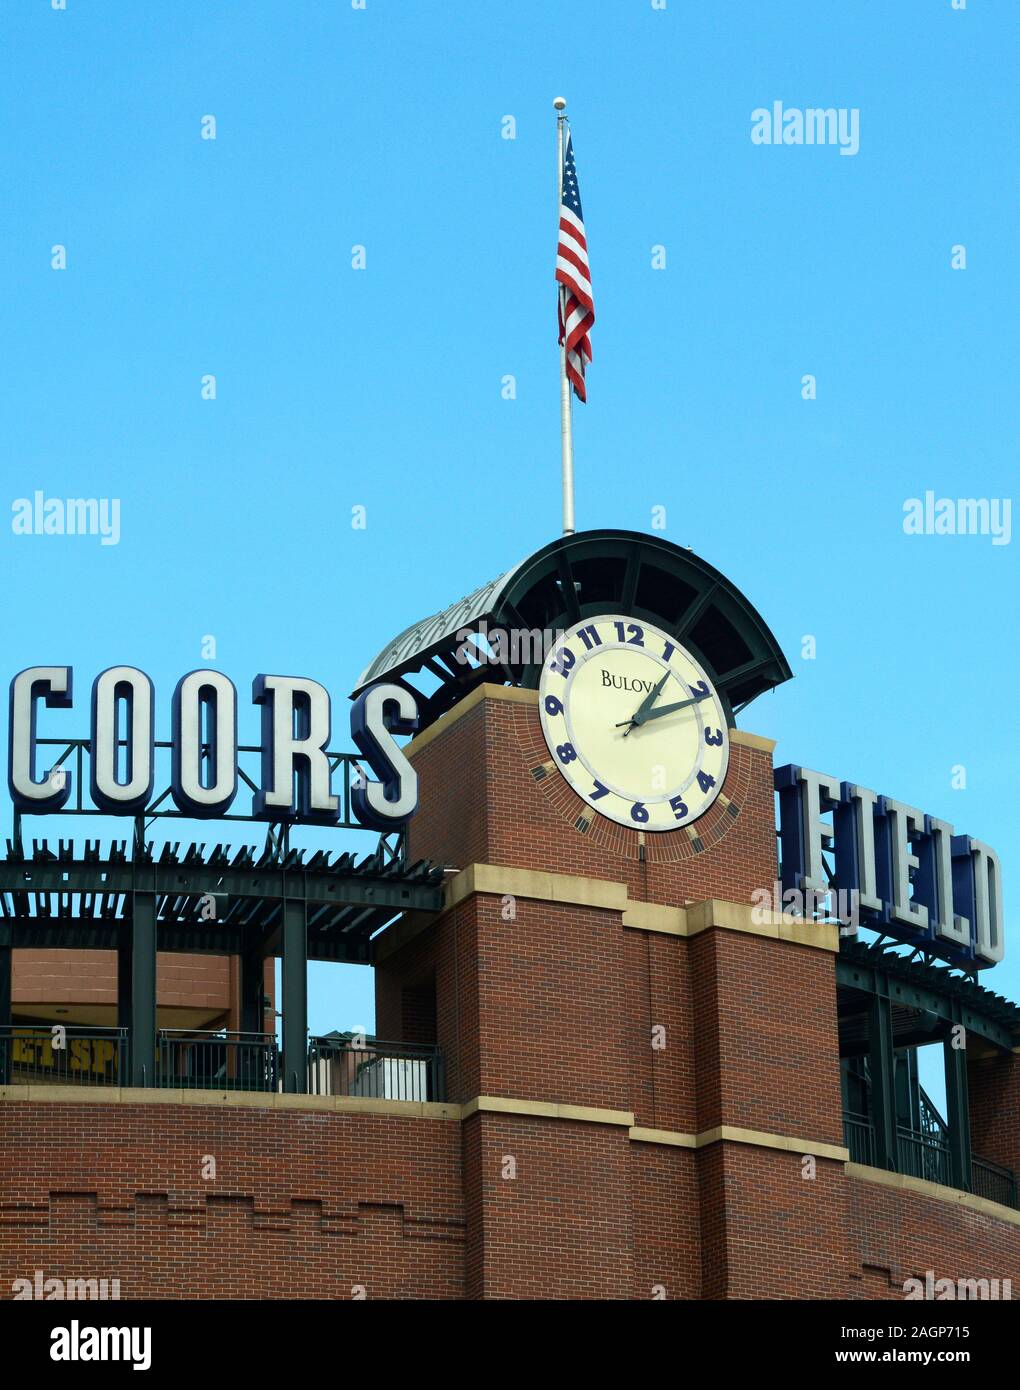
xmin=553 ymin=97 xmax=567 ymax=111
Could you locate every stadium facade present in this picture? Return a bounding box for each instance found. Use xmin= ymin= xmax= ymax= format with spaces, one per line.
xmin=1 ymin=531 xmax=1018 ymax=1300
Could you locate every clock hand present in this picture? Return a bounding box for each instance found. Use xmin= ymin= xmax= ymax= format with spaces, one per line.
xmin=634 ymin=690 xmax=713 ymax=725
xmin=620 ymin=671 xmax=670 ymax=737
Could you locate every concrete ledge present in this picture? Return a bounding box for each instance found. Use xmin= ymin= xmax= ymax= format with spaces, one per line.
xmin=730 ymin=729 xmax=776 ymax=753
xmin=686 ymin=899 xmax=839 ymax=952
xmin=629 ymin=1123 xmax=848 ymax=1161
xmin=0 ymin=1085 xmax=627 ymax=1128
xmin=621 ymin=900 xmax=687 ymax=935
xmin=0 ymin=1085 xmax=458 ymax=1122
xmin=445 ymin=862 xmax=629 ymax=916
xmin=462 ymin=1095 xmax=635 ymax=1127
xmin=846 ymin=1160 xmax=1020 ymax=1227
xmin=629 ymin=1126 xmax=697 ymax=1149
xmin=699 ymin=1124 xmax=849 ymax=1162
xmin=435 ymin=867 xmax=838 ymax=952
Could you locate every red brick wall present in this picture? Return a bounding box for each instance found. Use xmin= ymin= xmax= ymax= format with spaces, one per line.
xmin=3 ymin=1099 xmax=1017 ymax=1299
xmin=969 ymin=1050 xmax=1020 ymax=1178
xmin=395 ymin=693 xmax=841 ymax=1138
xmin=632 ymin=1142 xmax=701 ymax=1298
xmin=12 ymin=950 xmax=275 ymax=1031
xmin=0 ymin=1102 xmax=464 ymax=1300
xmin=15 ymin=950 xmax=239 ymax=1023
xmin=463 ymin=1113 xmax=636 ymax=1299
xmin=377 ymin=898 xmax=481 ymax=1103
xmin=847 ymin=1173 xmax=1020 ymax=1296
xmin=688 ymin=928 xmax=844 ymax=1142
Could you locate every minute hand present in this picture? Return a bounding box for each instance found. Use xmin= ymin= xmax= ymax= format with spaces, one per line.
xmin=634 ymin=692 xmax=711 ymax=725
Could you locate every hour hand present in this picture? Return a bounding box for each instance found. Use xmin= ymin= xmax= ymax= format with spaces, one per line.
xmin=619 ymin=672 xmax=669 ymax=737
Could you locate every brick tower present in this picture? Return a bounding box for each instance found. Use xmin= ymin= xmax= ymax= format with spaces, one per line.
xmin=374 ymin=683 xmax=848 ymax=1298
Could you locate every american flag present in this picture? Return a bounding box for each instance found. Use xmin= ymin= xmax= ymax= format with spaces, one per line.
xmin=556 ymin=131 xmax=594 ymax=402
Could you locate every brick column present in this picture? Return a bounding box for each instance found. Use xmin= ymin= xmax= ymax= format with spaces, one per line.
xmin=376 ymin=686 xmax=850 ymax=1298
xmin=969 ymin=1048 xmax=1020 ymax=1178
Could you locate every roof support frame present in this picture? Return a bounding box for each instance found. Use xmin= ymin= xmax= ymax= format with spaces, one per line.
xmin=837 ymin=952 xmax=1016 ymax=1053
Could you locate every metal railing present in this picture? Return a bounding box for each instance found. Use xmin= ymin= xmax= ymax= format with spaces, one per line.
xmin=897 ymin=1125 xmax=952 ymax=1187
xmin=842 ymin=1111 xmax=951 ymax=1184
xmin=0 ymin=1025 xmax=128 ymax=1087
xmin=1 ymin=1026 xmax=445 ymax=1100
xmin=918 ymin=1086 xmax=949 ymax=1144
xmin=307 ymin=1036 xmax=444 ymax=1102
xmin=156 ymin=1030 xmax=278 ymax=1092
xmin=842 ymin=1111 xmax=876 ymax=1167
xmin=972 ymin=1155 xmax=1019 ymax=1210
xmin=843 ymin=1111 xmax=1019 ymax=1209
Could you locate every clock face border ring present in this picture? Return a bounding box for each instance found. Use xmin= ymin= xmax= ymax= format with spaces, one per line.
xmin=537 ymin=614 xmax=730 ymax=834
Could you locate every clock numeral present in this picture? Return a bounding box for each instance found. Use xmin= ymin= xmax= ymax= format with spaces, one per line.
xmin=630 ymin=801 xmax=649 ymax=823
xmin=705 ymin=727 xmax=723 ymax=746
xmin=544 ymin=695 xmax=564 ymax=717
xmin=662 ymin=640 xmax=676 ymax=662
xmin=670 ymin=795 xmax=689 ymax=821
xmin=688 ymin=680 xmax=710 ymax=699
xmin=590 ymin=779 xmax=610 ymax=801
xmin=697 ymin=770 xmax=716 ymax=794
xmin=556 ymin=743 xmax=578 ymax=765
xmin=613 ymin=621 xmax=644 ymax=646
xmin=576 ymin=623 xmax=603 ymax=651
xmin=550 ymin=646 xmax=575 ymax=678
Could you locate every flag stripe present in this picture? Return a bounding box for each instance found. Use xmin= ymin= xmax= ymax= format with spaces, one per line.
xmin=556 ymin=246 xmax=591 ymax=287
xmin=555 ymin=263 xmax=593 ymax=311
xmin=556 ymin=130 xmax=594 ymax=404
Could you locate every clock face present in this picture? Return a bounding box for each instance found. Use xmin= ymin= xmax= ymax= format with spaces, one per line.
xmin=538 ymin=615 xmax=729 ymax=832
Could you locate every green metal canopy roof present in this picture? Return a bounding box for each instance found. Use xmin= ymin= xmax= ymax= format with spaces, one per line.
xmin=354 ymin=529 xmax=793 ymax=731
xmin=837 ymin=938 xmax=1020 ymax=1053
xmin=0 ymin=838 xmax=445 ymax=965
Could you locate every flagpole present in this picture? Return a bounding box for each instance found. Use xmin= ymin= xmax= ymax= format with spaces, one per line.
xmin=554 ymin=96 xmax=575 ymax=537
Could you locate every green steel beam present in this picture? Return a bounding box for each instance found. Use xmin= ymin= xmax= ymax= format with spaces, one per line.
xmin=3 ymin=914 xmax=395 ymax=964
xmin=128 ymin=893 xmax=157 ymax=1088
xmin=944 ymin=1032 xmax=973 ymax=1193
xmin=0 ymin=924 xmax=10 ymax=1086
xmin=0 ymin=862 xmax=442 ymax=913
xmin=117 ymin=924 xmax=131 ymax=1033
xmin=0 ymin=856 xmax=439 ymax=971
xmin=7 ymin=923 xmax=119 ymax=951
xmin=868 ymin=992 xmax=898 ymax=1173
xmin=308 ymin=936 xmax=375 ymax=964
xmin=836 ymin=956 xmax=1015 ymax=1052
xmin=281 ymin=899 xmax=307 ymax=1094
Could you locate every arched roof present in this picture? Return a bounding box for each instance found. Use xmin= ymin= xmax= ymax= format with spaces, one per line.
xmin=354 ymin=529 xmax=793 ymax=731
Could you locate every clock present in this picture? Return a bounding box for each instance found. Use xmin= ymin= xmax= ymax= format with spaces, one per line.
xmin=537 ymin=614 xmax=729 ymax=832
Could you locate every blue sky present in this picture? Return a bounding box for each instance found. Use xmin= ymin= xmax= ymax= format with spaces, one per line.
xmin=1 ymin=1 xmax=1017 ymax=1070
